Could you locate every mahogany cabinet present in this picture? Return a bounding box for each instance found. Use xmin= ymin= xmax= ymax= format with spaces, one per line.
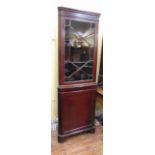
xmin=58 ymin=7 xmax=100 ymax=143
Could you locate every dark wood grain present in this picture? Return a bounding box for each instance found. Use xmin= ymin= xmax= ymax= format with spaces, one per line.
xmin=58 ymin=85 xmax=97 ymax=142
xmin=58 ymin=7 xmax=100 ymax=143
xmin=58 ymin=7 xmax=100 ymax=22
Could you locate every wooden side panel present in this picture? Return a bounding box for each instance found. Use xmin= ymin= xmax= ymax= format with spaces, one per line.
xmin=58 ymin=88 xmax=96 ymax=134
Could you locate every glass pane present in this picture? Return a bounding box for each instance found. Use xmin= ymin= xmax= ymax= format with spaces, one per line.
xmin=64 ymin=20 xmax=95 ymax=82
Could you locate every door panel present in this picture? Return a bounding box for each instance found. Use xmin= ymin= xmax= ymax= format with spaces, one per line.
xmin=59 ymin=89 xmax=96 ymax=133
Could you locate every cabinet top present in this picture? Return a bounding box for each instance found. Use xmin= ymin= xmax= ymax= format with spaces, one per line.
xmin=58 ymin=7 xmax=100 ymax=21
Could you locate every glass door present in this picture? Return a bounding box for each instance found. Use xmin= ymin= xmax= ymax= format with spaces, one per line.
xmin=64 ymin=19 xmax=96 ymax=82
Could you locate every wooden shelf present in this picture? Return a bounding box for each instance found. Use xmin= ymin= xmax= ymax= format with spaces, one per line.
xmin=65 ymin=60 xmax=93 ymax=63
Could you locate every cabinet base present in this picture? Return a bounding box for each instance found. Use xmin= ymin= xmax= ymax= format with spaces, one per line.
xmin=58 ymin=137 xmax=65 ymax=143
xmin=88 ymin=128 xmax=95 ymax=133
xmin=58 ymin=126 xmax=95 ymax=143
xmin=58 ymin=83 xmax=97 ymax=143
